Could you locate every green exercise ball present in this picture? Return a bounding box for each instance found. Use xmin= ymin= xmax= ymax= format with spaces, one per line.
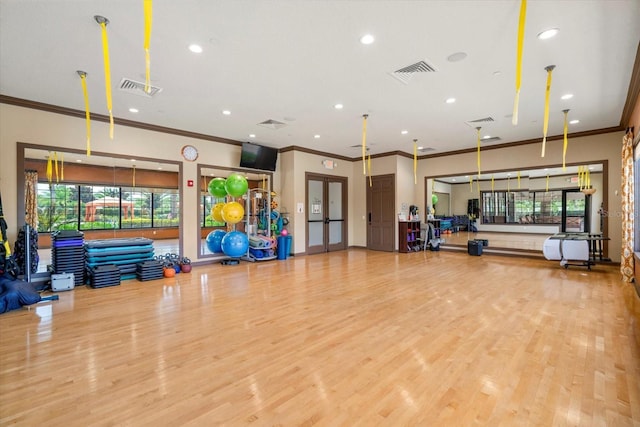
xmin=208 ymin=177 xmax=227 ymax=198
xmin=432 ymin=194 xmax=439 ymax=206
xmin=225 ymin=173 xmax=248 ymax=197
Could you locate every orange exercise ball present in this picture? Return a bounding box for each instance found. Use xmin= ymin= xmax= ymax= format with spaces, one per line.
xmin=221 ymin=201 xmax=244 ymax=224
xmin=164 ymin=267 xmax=176 ymax=278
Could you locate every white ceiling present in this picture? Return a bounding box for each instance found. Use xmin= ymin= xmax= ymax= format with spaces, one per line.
xmin=1 ymin=0 xmax=639 ymax=159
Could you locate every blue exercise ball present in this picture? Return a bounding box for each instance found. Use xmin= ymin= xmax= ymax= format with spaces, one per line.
xmin=221 ymin=231 xmax=249 ymax=258
xmin=206 ymin=229 xmax=226 ymax=253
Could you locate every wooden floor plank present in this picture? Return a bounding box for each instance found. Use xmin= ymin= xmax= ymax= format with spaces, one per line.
xmin=1 ymin=249 xmax=639 ymax=426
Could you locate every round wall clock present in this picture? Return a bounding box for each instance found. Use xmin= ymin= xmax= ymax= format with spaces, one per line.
xmin=181 ymin=145 xmax=199 ymax=161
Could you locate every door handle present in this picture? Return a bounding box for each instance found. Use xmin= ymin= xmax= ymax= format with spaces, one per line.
xmin=324 ymin=217 xmax=330 ymax=224
xmin=368 ymin=213 xmax=371 ymax=222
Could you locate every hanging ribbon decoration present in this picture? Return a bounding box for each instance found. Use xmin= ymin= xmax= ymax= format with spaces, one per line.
xmin=512 ymin=0 xmax=527 ymax=125
xmin=77 ymin=71 xmax=91 ymax=156
xmin=361 ymin=114 xmax=368 ymax=175
xmin=476 ymin=127 xmax=482 ymax=178
xmin=562 ymin=109 xmax=570 ymax=170
xmin=469 ymin=175 xmax=473 ymax=193
xmin=367 ymin=152 xmax=372 ymax=187
xmin=517 ymin=171 xmax=521 ymax=189
xmin=132 ymin=164 xmax=136 ymax=188
xmin=586 ymin=168 xmax=591 ymax=189
xmin=577 ymin=165 xmax=582 ymax=189
xmin=54 ymin=152 xmax=59 ymax=183
xmin=413 ymin=139 xmax=418 ymax=185
xmin=143 ymin=0 xmax=153 ymax=93
xmin=46 ymin=153 xmax=53 ymax=183
xmin=96 ymin=15 xmax=114 ymax=139
xmin=541 ymin=65 xmax=555 ymax=157
xmin=491 ymin=174 xmax=495 ymax=194
xmin=60 ymin=153 xmax=64 ymax=181
xmin=546 ymin=174 xmax=549 ymax=192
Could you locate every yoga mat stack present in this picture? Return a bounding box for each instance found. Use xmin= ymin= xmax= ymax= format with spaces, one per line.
xmin=247 ymin=234 xmax=277 ymax=261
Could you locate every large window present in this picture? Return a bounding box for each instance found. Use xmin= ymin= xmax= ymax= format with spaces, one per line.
xmin=481 ymin=190 xmax=563 ymax=224
xmin=36 ymin=183 xmax=179 ymax=232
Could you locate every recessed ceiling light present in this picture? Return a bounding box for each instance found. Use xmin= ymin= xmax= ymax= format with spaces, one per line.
xmin=157 ymin=166 xmax=163 ymax=170
xmin=483 ymin=135 xmax=491 ymax=139
xmin=334 ymin=103 xmax=343 ymax=110
xmin=561 ymin=93 xmax=574 ymax=100
xmin=222 ymin=110 xmax=231 ymax=115
xmin=314 ymin=134 xmax=320 ymax=139
xmin=189 ymin=44 xmax=203 ymax=53
xmin=76 ymin=159 xmax=82 ymax=163
xmin=537 ymin=28 xmax=559 ymax=40
xmin=445 ymin=97 xmax=456 ymax=104
xmin=417 ymin=146 xmax=424 ymax=150
xmin=360 ymin=34 xmax=375 ymax=45
xmin=569 ymin=119 xmax=580 ymax=124
xmin=249 ymin=134 xmax=256 ymax=138
xmin=452 ymin=178 xmax=456 ymax=182
xmin=131 ymin=159 xmax=136 ymax=162
xmin=447 ymin=52 xmax=467 ymax=62
xmin=401 ymin=130 xmax=408 ymax=135
xmin=129 ymin=108 xmax=139 ymax=113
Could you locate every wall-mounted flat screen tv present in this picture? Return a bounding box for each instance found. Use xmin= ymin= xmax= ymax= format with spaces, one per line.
xmin=239 ymin=142 xmax=278 ymax=171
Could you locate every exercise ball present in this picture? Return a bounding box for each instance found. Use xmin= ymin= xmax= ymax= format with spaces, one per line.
xmin=221 ymin=231 xmax=249 ymax=258
xmin=208 ymin=177 xmax=227 ymax=198
xmin=206 ymin=229 xmax=226 ymax=253
xmin=164 ymin=267 xmax=176 ymax=278
xmin=224 ymin=173 xmax=248 ymax=197
xmin=432 ymin=194 xmax=439 ymax=206
xmin=211 ymin=202 xmax=225 ymax=223
xmin=221 ymin=201 xmax=244 ymax=224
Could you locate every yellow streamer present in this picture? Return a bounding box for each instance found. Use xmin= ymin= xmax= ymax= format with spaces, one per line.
xmin=517 ymin=171 xmax=521 ymax=189
xmin=469 ymin=175 xmax=473 ymax=193
xmin=46 ymin=153 xmax=52 ymax=183
xmin=60 ymin=153 xmax=64 ymax=181
xmin=413 ymin=139 xmax=417 ymax=185
xmin=54 ymin=151 xmax=59 ymax=183
xmin=541 ymin=65 xmax=555 ymax=157
xmin=361 ymin=114 xmax=368 ymax=175
xmin=143 ymin=0 xmax=153 ymax=93
xmin=132 ymin=165 xmax=136 ymax=187
xmin=546 ymin=174 xmax=549 ymax=192
xmin=78 ymin=71 xmax=91 ymax=156
xmin=586 ymin=168 xmax=591 ymax=188
xmin=562 ymin=109 xmax=569 ymax=170
xmin=367 ymin=153 xmax=372 ymax=187
xmin=97 ymin=17 xmax=114 ymax=139
xmin=512 ymin=0 xmax=527 ymax=125
xmin=476 ymin=127 xmax=481 ymax=178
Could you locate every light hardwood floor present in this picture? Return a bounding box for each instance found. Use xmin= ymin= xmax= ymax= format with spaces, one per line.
xmin=2 ymin=249 xmax=639 ymax=426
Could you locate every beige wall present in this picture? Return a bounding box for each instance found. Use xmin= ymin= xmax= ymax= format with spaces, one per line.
xmin=0 ymin=103 xmax=625 ymax=261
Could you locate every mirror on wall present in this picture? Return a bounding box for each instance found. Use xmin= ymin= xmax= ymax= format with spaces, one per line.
xmin=197 ymin=165 xmax=273 ymax=259
xmin=18 ymin=143 xmax=182 ymax=256
xmin=426 ymin=162 xmax=607 ymax=235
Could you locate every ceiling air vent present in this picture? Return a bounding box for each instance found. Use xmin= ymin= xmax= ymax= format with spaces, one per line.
xmin=257 ymin=119 xmax=287 ymax=130
xmin=465 ymin=116 xmax=495 ymax=127
xmin=390 ymin=60 xmax=437 ymax=85
xmin=481 ymin=136 xmax=502 ymax=144
xmin=118 ymin=78 xmax=163 ymax=98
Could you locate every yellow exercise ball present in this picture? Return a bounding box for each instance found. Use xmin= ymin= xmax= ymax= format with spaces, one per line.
xmin=211 ymin=202 xmax=225 ymax=223
xmin=221 ymin=201 xmax=244 ymax=224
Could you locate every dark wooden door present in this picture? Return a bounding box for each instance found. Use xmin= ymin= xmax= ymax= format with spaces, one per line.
xmin=366 ymin=174 xmax=395 ymax=251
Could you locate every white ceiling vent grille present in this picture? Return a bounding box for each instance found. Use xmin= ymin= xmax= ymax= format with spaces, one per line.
xmin=118 ymin=78 xmax=163 ymax=98
xmin=257 ymin=119 xmax=287 ymax=130
xmin=390 ymin=60 xmax=437 ymax=85
xmin=481 ymin=136 xmax=502 ymax=144
xmin=465 ymin=117 xmax=495 ymax=127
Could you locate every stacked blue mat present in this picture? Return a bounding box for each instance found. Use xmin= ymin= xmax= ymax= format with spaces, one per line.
xmin=85 ymin=238 xmax=155 ymax=281
xmin=51 ymin=230 xmax=85 ymax=286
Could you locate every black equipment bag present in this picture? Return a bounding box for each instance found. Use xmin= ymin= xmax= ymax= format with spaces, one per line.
xmin=0 ymin=192 xmax=18 ymax=278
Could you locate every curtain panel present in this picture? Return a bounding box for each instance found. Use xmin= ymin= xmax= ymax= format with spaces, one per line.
xmin=621 ymin=130 xmax=635 ymax=282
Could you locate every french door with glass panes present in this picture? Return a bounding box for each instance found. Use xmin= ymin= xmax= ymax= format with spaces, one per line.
xmin=306 ymin=173 xmax=347 ymax=255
